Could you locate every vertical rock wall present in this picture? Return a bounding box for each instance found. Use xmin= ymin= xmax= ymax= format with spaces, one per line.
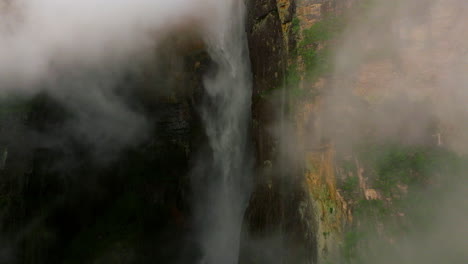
xmin=0 ymin=36 xmax=210 ymax=264
xmin=241 ymin=1 xmax=355 ymax=263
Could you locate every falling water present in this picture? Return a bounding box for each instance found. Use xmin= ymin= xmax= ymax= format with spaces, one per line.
xmin=193 ymin=1 xmax=252 ymax=263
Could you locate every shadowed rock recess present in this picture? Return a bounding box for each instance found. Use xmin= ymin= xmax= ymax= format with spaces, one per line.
xmin=1 ymin=0 xmax=467 ymax=264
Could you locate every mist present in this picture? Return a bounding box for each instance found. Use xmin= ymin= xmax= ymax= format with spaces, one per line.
xmin=0 ymin=0 xmax=253 ymax=263
xmin=241 ymin=0 xmax=468 ymax=263
xmin=303 ymin=0 xmax=468 ymax=263
xmin=0 ymin=0 xmax=224 ymax=156
xmin=0 ymin=0 xmax=206 ymax=86
xmin=3 ymin=0 xmax=466 ymax=263
xmin=191 ymin=1 xmax=253 ymax=263
xmin=320 ymin=0 xmax=468 ymax=152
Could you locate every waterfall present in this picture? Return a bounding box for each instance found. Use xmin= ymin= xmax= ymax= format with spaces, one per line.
xmin=192 ymin=1 xmax=252 ymax=263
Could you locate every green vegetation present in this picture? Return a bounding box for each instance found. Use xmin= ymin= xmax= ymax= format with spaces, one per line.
xmin=339 ymin=142 xmax=468 ymax=263
xmin=260 ymin=0 xmax=385 ymax=103
xmin=356 ymin=143 xmax=463 ymax=196
xmin=291 ymin=17 xmax=301 ymax=36
xmin=258 ymin=14 xmax=348 ymax=102
xmin=343 ymin=230 xmax=364 ymax=263
xmin=301 ymin=16 xmax=346 ymax=44
xmin=341 ymin=176 xmax=359 ymax=193
xmin=354 ymin=199 xmax=389 ymax=220
xmin=263 ymin=14 xmax=348 ymax=105
xmin=0 ymin=96 xmax=33 ymax=117
xmin=296 ymin=16 xmax=346 ymax=79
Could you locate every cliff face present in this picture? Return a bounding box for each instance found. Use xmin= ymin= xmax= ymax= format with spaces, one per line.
xmin=243 ymin=1 xmax=467 ymax=264
xmin=1 ymin=1 xmax=460 ymax=264
xmin=0 ymin=34 xmax=210 ymax=264
xmin=241 ymin=1 xmax=355 ymax=263
xmin=1 ymin=1 xmax=352 ymax=262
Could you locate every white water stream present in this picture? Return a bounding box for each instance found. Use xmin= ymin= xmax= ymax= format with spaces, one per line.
xmin=193 ymin=1 xmax=253 ymax=263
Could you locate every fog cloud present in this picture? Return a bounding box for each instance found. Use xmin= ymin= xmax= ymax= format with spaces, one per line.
xmin=312 ymin=0 xmax=468 ymax=263
xmin=0 ymin=0 xmax=229 ymax=157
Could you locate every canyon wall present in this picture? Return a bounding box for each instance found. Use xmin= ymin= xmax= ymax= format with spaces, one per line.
xmin=0 ymin=36 xmax=210 ymax=263
xmin=240 ymin=1 xmax=355 ymax=263
xmin=1 ymin=1 xmax=464 ymax=264
xmin=242 ymin=1 xmax=467 ymax=264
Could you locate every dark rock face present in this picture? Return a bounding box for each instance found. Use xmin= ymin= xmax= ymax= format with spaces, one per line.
xmin=240 ymin=1 xmax=318 ymax=264
xmin=243 ymin=2 xmax=289 ymax=251
xmin=246 ymin=0 xmax=287 ymax=98
xmin=0 ymin=44 xmax=210 ymax=263
xmin=0 ymin=1 xmax=353 ymax=263
xmin=246 ymin=0 xmax=290 ymax=174
xmin=241 ymin=1 xmax=361 ymax=263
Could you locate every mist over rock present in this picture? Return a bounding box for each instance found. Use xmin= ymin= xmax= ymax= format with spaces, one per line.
xmin=1 ymin=1 xmax=467 ymax=264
